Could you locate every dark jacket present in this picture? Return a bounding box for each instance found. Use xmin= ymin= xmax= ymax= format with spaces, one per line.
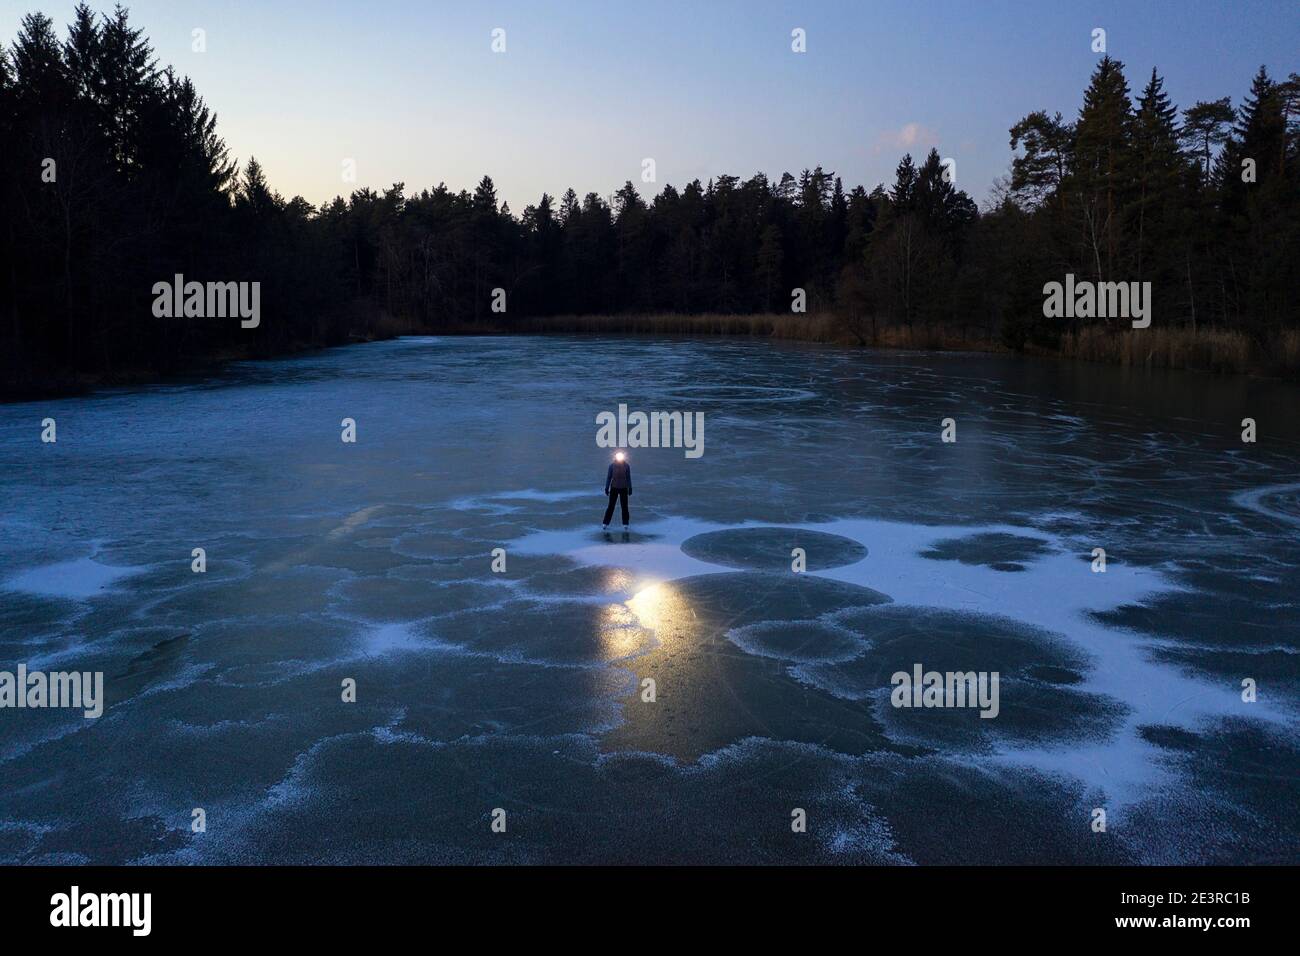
xmin=605 ymin=461 xmax=632 ymax=494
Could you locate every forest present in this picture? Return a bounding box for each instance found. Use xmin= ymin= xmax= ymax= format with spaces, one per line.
xmin=2 ymin=5 xmax=1298 ymax=397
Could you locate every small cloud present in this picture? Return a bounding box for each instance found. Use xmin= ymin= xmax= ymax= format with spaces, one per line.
xmin=872 ymin=122 xmax=939 ymax=155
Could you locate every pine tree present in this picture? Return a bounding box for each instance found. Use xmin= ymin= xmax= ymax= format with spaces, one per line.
xmin=96 ymin=3 xmax=158 ymax=173
xmin=558 ymin=188 xmax=579 ymax=225
xmin=1071 ymin=56 xmax=1134 ymax=280
xmin=238 ymin=157 xmax=277 ymax=215
xmin=1180 ymin=98 xmax=1234 ymax=184
xmin=1009 ymin=110 xmax=1073 ymax=211
xmin=11 ymin=12 xmax=67 ymax=110
xmin=889 ymin=154 xmax=917 ymax=208
xmin=1131 ymin=68 xmax=1184 ymax=278
xmin=1236 ymin=65 xmax=1286 ymax=180
xmin=62 ymin=3 xmax=101 ymax=102
xmin=915 ymin=148 xmax=977 ymax=249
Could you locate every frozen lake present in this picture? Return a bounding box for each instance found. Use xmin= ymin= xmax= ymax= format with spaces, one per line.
xmin=1 ymin=335 xmax=1297 ymax=864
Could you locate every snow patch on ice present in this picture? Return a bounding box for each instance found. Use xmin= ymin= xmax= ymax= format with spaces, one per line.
xmin=3 ymin=556 xmax=144 ymax=600
xmin=506 ymin=512 xmax=1277 ymax=808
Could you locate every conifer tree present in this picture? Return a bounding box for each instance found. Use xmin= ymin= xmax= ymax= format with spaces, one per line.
xmin=1071 ymin=56 xmax=1134 ymax=280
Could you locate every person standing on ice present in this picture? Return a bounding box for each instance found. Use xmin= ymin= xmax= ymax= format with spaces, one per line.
xmin=602 ymin=451 xmax=632 ymax=530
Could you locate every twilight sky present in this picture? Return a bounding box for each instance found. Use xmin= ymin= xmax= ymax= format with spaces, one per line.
xmin=4 ymin=0 xmax=1297 ymax=210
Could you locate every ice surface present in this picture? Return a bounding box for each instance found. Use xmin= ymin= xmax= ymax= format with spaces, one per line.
xmin=681 ymin=526 xmax=868 ymax=570
xmin=0 ymin=335 xmax=1297 ymax=863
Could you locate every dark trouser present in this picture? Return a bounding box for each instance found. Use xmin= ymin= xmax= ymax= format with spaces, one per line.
xmin=603 ymin=489 xmax=630 ymax=526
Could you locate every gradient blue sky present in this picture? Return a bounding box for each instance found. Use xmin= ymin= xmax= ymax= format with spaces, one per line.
xmin=4 ymin=0 xmax=1297 ymax=209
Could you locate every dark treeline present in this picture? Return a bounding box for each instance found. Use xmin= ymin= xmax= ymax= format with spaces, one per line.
xmin=2 ymin=6 xmax=1298 ymax=396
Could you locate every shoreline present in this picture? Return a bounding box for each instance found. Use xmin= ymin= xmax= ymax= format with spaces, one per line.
xmin=5 ymin=315 xmax=1297 ymax=403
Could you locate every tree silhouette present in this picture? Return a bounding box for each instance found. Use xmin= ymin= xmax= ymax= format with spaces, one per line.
xmin=1 ymin=6 xmax=1296 ymax=396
